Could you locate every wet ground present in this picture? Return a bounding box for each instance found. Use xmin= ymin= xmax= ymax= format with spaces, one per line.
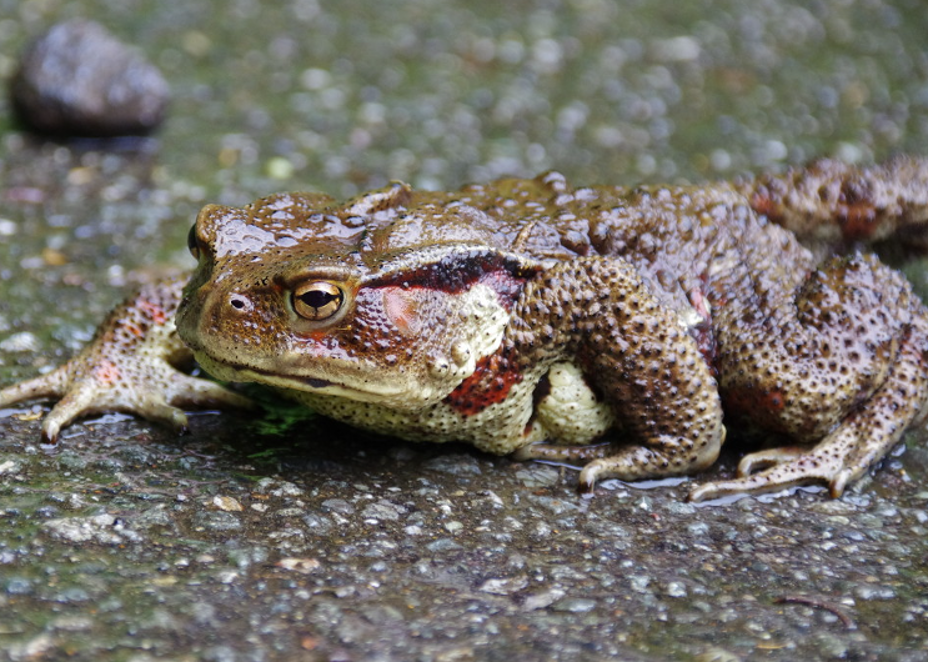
xmin=1 ymin=0 xmax=928 ymax=660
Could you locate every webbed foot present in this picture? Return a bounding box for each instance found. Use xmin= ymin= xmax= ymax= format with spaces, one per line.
xmin=0 ymin=277 xmax=253 ymax=443
xmin=0 ymin=359 xmax=252 ymax=443
xmin=687 ymin=445 xmax=855 ymax=502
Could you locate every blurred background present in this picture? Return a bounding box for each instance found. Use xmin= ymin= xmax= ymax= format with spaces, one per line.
xmin=1 ymin=0 xmax=926 ymax=354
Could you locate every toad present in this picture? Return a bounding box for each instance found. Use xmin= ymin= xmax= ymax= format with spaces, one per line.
xmin=3 ymin=158 xmax=928 ymax=501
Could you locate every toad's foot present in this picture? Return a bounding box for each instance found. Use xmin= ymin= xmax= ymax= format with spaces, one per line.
xmin=510 ymin=441 xmax=612 ymax=464
xmin=689 ymin=324 xmax=928 ymax=502
xmin=687 ymin=444 xmax=857 ymax=503
xmin=0 ymin=276 xmax=253 ymax=443
xmin=0 ymin=358 xmax=253 ymax=444
xmin=513 ymin=438 xmax=721 ymax=493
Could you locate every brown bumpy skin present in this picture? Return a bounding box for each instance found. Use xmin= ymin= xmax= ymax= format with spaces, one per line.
xmin=689 ymin=252 xmax=928 ymax=501
xmin=2 ymin=157 xmax=928 ymax=502
xmin=505 ymin=257 xmax=724 ymax=488
xmin=742 ymin=157 xmax=928 ymax=244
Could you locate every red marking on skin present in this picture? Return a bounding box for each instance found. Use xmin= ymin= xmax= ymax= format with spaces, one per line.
xmin=367 ymin=251 xmax=535 ymax=310
xmin=692 ymin=327 xmax=718 ymax=377
xmin=478 ymin=270 xmax=527 ymax=312
xmin=123 ymin=321 xmax=144 ymax=338
xmin=307 ymin=330 xmax=329 ymax=344
xmin=93 ymin=359 xmax=121 ymax=385
xmin=687 ymin=287 xmax=710 ymax=323
xmin=723 ymin=386 xmax=786 ymax=424
xmin=686 ymin=286 xmax=718 ymax=376
xmin=296 ymin=329 xmax=353 ymax=360
xmin=444 ymin=352 xmax=523 ymax=416
xmin=750 ymin=192 xmax=783 ymax=222
xmin=381 ymin=287 xmax=417 ymax=335
xmin=136 ymin=299 xmax=168 ymax=325
xmin=837 ymin=202 xmax=879 ymax=241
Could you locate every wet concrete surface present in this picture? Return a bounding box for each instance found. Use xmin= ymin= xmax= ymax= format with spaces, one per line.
xmin=1 ymin=0 xmax=928 ymax=660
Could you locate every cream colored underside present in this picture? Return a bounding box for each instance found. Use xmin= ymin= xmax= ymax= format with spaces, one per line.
xmin=287 ymin=360 xmax=614 ymax=455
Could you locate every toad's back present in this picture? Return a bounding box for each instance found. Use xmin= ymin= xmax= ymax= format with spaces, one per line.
xmin=357 ymin=171 xmax=817 ymax=320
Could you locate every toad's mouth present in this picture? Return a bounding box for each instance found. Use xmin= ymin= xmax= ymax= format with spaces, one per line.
xmin=189 ymin=348 xmax=413 ymax=403
xmin=303 ymin=377 xmax=333 ymax=389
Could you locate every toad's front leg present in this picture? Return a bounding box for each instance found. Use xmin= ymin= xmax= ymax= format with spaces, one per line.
xmin=0 ymin=275 xmax=252 ymax=443
xmin=510 ymin=257 xmax=726 ymax=490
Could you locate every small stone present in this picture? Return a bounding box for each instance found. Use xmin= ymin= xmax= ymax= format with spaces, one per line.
xmin=853 ymin=584 xmax=896 ymax=600
xmin=194 ymin=510 xmax=242 ymax=532
xmin=49 ymin=615 xmax=93 ymax=632
xmin=423 ymin=454 xmax=483 ymax=476
xmin=444 ymin=520 xmax=464 ymax=533
xmin=10 ymin=20 xmax=170 ymax=137
xmin=302 ymin=512 xmax=333 ymax=533
xmin=212 ymin=495 xmax=244 ymax=512
xmin=215 ymin=570 xmax=240 ymax=584
xmin=42 ymin=513 xmax=142 ymax=545
xmin=276 ymin=557 xmax=322 ymax=574
xmin=7 ymin=634 xmax=54 ymax=660
xmin=686 ymin=522 xmax=710 ymax=536
xmin=361 ymin=500 xmax=405 ymax=521
xmin=0 ymin=332 xmax=40 ymax=353
xmin=514 ymin=464 xmax=560 ymax=488
xmin=551 ymin=597 xmax=597 ymax=613
xmin=665 ymin=581 xmax=688 ymax=598
xmin=476 ymin=575 xmax=528 ymax=595
xmin=522 ymin=588 xmax=566 ymax=611
xmin=5 ymin=577 xmax=34 ymax=595
xmin=321 ymin=498 xmax=355 ymax=515
xmin=425 ymin=537 xmax=463 ymax=553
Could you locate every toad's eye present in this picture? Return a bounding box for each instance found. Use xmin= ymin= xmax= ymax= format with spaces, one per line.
xmin=293 ymin=281 xmax=344 ymax=321
xmin=187 ymin=225 xmax=201 ymax=260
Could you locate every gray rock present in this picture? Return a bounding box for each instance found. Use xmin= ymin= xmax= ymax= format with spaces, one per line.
xmin=10 ymin=20 xmax=169 ymax=137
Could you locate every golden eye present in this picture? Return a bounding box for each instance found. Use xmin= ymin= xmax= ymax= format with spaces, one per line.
xmin=293 ymin=281 xmax=344 ymax=320
xmin=187 ymin=225 xmax=201 ymax=260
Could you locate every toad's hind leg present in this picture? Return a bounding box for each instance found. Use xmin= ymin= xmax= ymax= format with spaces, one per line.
xmin=690 ymin=253 xmax=928 ymax=501
xmin=742 ymin=156 xmax=928 ymax=246
xmin=690 ymin=323 xmax=928 ymax=501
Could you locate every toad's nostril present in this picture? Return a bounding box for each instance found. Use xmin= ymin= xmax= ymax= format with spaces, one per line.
xmin=229 ymin=294 xmax=252 ymax=311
